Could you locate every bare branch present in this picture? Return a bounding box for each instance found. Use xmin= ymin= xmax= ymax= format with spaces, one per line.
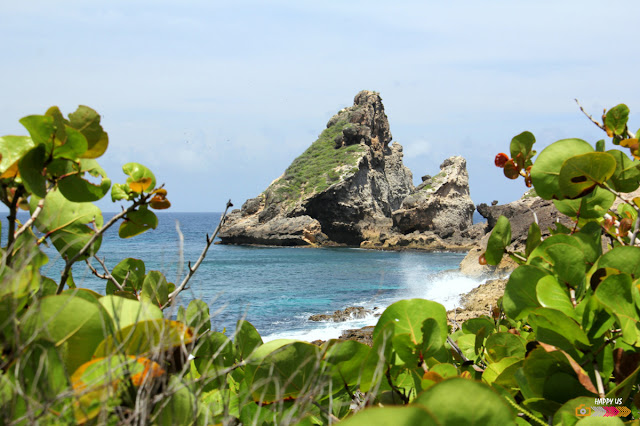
xmin=56 ymin=194 xmax=152 ymax=294
xmin=163 ymin=200 xmax=233 ymax=308
xmin=87 ymin=255 xmax=124 ymax=291
xmin=575 ymin=99 xmax=607 ymax=132
xmin=14 ymin=196 xmax=45 ymax=241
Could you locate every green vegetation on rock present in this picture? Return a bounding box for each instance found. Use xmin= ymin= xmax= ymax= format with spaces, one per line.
xmin=268 ymin=120 xmax=365 ymax=204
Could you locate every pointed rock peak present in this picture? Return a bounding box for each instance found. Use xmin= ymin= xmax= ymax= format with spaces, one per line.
xmin=326 ymin=90 xmax=392 ymax=150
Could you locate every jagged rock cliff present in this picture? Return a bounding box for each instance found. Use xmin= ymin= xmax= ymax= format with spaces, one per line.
xmin=392 ymin=156 xmax=475 ymax=239
xmin=219 ymin=91 xmax=414 ymax=246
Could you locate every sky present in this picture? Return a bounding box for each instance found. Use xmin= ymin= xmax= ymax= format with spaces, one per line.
xmin=1 ymin=1 xmax=640 ymax=212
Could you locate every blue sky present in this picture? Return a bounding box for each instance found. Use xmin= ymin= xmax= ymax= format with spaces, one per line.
xmin=2 ymin=1 xmax=640 ymax=212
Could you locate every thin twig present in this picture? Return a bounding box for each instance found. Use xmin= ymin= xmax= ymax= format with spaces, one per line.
xmin=630 ymin=214 xmax=640 ymax=246
xmin=575 ymin=99 xmax=607 ymax=132
xmin=163 ymin=200 xmax=233 ymax=308
xmin=88 ymin=255 xmax=124 ymax=291
xmin=13 ymin=196 xmax=45 ymax=241
xmin=57 ymin=194 xmax=151 ymax=294
xmin=593 ymin=361 xmax=606 ymax=398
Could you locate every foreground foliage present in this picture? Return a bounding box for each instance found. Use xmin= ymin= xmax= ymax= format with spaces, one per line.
xmin=1 ymin=104 xmax=640 ymax=425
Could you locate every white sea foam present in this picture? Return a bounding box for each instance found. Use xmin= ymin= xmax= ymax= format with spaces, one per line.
xmin=262 ymin=270 xmax=485 ymax=343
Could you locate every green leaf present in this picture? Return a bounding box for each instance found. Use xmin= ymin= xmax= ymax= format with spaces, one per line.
xmin=31 ymin=189 xmax=103 ymax=260
xmin=503 ymin=265 xmax=548 ymax=320
xmin=244 ymin=341 xmax=321 ymax=403
xmin=21 ymin=294 xmax=113 ymax=373
xmin=421 ymin=318 xmax=443 ymax=359
xmin=185 ymin=299 xmax=211 ymax=336
xmin=234 ymin=320 xmax=263 ymax=360
xmin=93 ymin=319 xmax=194 ymax=357
xmin=58 ymin=159 xmax=111 ymax=202
xmin=373 ymin=299 xmax=447 ymax=346
xmin=194 ymin=331 xmax=236 ymax=376
xmin=607 ymin=149 xmax=640 ymax=193
xmin=484 ymin=332 xmax=526 ymax=363
xmin=413 ymin=378 xmax=516 ymax=425
xmin=17 ymin=144 xmax=47 ymax=197
xmin=510 ymin=131 xmax=536 ymax=162
xmin=111 ymin=183 xmax=132 ymax=201
xmin=536 ymin=275 xmax=577 ymax=320
xmin=19 ymin=115 xmax=55 ymax=151
xmin=530 ymin=138 xmax=594 ymax=200
xmin=482 ymin=356 xmax=522 ymax=387
xmin=141 ymin=270 xmax=169 ymax=307
xmin=0 ymin=135 xmax=35 ymax=177
xmin=594 ymin=273 xmax=640 ymax=345
xmin=110 ymin=257 xmax=146 ymax=292
xmin=338 ymin=406 xmax=438 ymax=426
xmin=553 ymin=186 xmax=615 ymax=219
xmin=594 ymin=246 xmax=640 ymax=279
xmin=485 ymin=215 xmax=512 ymax=265
xmin=53 ymin=126 xmax=88 ymax=160
xmin=98 ymin=295 xmax=162 ymax=331
xmin=122 ymin=162 xmax=156 ymax=193
xmin=119 ymin=206 xmax=158 ymax=238
xmin=558 ymin=152 xmax=616 ymax=199
xmin=528 ymin=308 xmax=591 ymax=358
xmin=153 ymin=376 xmax=199 ymax=426
xmin=323 ymin=339 xmax=370 ymax=386
xmin=67 ymin=105 xmax=109 ymax=159
xmin=604 ymin=104 xmax=630 ymax=136
xmin=525 ymin=222 xmax=541 ymax=258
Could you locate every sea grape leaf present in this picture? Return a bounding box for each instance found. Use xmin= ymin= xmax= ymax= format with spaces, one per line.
xmin=93 ymin=319 xmax=194 ymax=357
xmin=0 ymin=135 xmax=35 ymax=177
xmin=573 ymin=222 xmax=603 ymax=265
xmin=604 ymin=104 xmax=630 ymax=136
xmin=17 ymin=144 xmax=47 ymax=197
xmin=19 ymin=114 xmax=55 ymax=152
xmin=530 ymin=138 xmax=594 ymax=200
xmin=461 ymin=317 xmax=495 ymax=335
xmin=111 ymin=183 xmax=132 ymax=201
xmin=323 ymin=339 xmax=370 ymax=386
xmin=421 ymin=318 xmax=444 ymax=359
xmin=31 ymin=189 xmax=103 ymax=260
xmin=122 ymin=162 xmax=156 ymax=193
xmin=234 ymin=320 xmax=263 ymax=360
xmin=484 ymin=332 xmax=526 ymax=363
xmin=594 ymin=273 xmax=640 ymax=345
xmin=119 ymin=206 xmax=158 ymax=238
xmin=594 ymin=246 xmax=640 ymax=278
xmin=98 ymin=295 xmax=162 ymax=331
xmin=544 ymin=243 xmax=586 ymax=288
xmin=527 ymin=308 xmax=591 ymax=358
xmin=152 ymin=376 xmax=198 ymax=426
xmin=185 ymin=299 xmax=211 ymax=336
xmin=141 ymin=270 xmax=169 ymax=307
xmin=58 ymin=159 xmax=111 ymax=202
xmin=244 ymin=341 xmax=321 ymax=402
xmin=53 ymin=125 xmax=88 ymax=160
xmin=510 ymin=131 xmax=536 ymax=161
xmin=413 ymin=378 xmax=516 ymax=425
xmin=373 ymin=299 xmax=447 ymax=346
xmin=553 ymin=186 xmax=615 ymax=219
xmin=558 ymin=152 xmax=616 ymax=199
xmin=536 ymin=275 xmax=577 ymax=320
xmin=484 ymin=215 xmax=511 ymax=265
xmin=502 ymin=265 xmax=548 ymax=320
xmin=525 ymin=222 xmax=541 ymax=258
xmin=482 ymin=356 xmax=522 ymax=387
xmin=110 ymin=257 xmax=146 ymax=293
xmin=338 ymin=406 xmax=437 ymax=426
xmin=607 ymin=149 xmax=640 ymax=193
xmin=194 ymin=331 xmax=236 ymax=377
xmin=67 ymin=105 xmax=109 ymax=159
xmin=21 ymin=294 xmax=113 ymax=373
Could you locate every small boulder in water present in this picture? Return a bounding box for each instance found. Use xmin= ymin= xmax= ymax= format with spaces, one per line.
xmin=308 ymin=306 xmax=371 ymax=322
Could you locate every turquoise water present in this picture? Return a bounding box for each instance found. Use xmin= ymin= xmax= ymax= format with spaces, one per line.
xmin=14 ymin=212 xmax=483 ymax=341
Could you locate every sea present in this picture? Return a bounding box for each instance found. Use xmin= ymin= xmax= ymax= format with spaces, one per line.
xmin=11 ymin=212 xmax=487 ymax=342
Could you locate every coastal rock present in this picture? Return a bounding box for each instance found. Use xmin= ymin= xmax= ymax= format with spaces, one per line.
xmin=308 ymin=306 xmax=371 ymax=322
xmin=459 ymin=194 xmax=572 ymax=277
xmin=447 ymin=278 xmax=507 ymax=326
xmin=392 ymin=156 xmax=475 ymax=239
xmin=219 ymin=90 xmax=414 ymax=246
xmin=338 ymin=326 xmax=375 ymax=346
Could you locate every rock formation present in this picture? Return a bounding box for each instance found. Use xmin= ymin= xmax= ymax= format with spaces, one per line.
xmin=392 ymin=156 xmax=476 ymax=239
xmin=219 ymin=90 xmax=482 ymax=249
xmin=219 ymin=90 xmax=414 ymax=246
xmin=459 ymin=193 xmax=573 ymax=277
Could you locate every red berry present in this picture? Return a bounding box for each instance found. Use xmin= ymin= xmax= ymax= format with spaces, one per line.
xmin=478 ymin=253 xmax=487 ymax=265
xmin=495 ymin=153 xmax=509 ymax=168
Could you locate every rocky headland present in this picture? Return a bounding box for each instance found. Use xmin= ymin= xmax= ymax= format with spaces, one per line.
xmin=219 ymin=90 xmax=480 ymax=250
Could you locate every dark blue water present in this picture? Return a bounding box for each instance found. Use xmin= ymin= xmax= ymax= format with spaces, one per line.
xmin=8 ymin=212 xmax=481 ymax=341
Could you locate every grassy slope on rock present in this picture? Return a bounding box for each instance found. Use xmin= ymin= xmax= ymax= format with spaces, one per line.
xmin=268 ymin=120 xmax=366 ymax=204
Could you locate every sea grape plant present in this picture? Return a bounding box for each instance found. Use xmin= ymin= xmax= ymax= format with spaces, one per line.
xmin=2 ymin=103 xmax=640 ymax=425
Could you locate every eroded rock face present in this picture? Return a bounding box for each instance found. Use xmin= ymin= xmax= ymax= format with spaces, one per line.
xmin=392 ymin=156 xmax=475 ymax=238
xmin=219 ymin=90 xmax=414 ymax=246
xmin=308 ymin=306 xmax=371 ymax=322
